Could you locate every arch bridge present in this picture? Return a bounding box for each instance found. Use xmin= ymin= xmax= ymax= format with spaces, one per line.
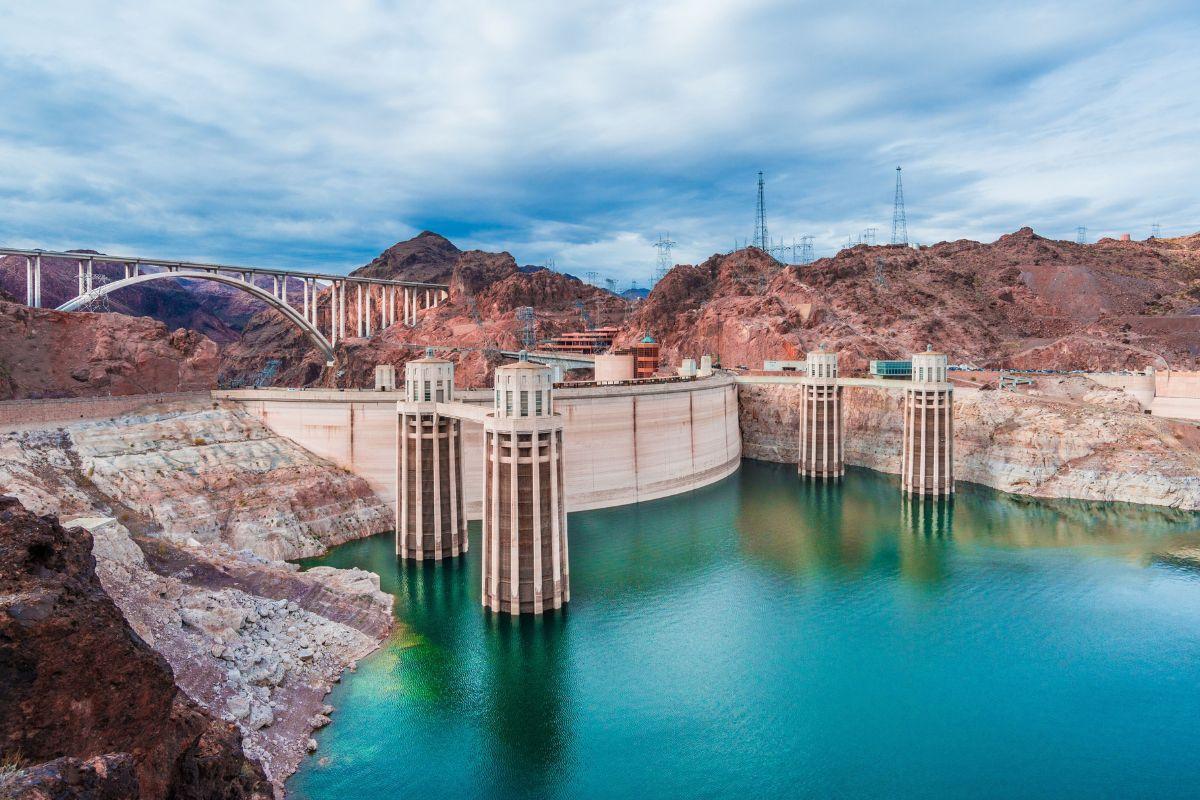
xmin=2 ymin=247 xmax=450 ymax=364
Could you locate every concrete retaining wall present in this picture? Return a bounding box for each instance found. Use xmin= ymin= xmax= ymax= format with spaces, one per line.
xmin=215 ymin=375 xmax=741 ymax=518
xmin=0 ymin=391 xmax=211 ymax=431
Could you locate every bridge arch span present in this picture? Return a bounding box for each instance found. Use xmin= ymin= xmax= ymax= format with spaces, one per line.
xmin=55 ymin=270 xmax=336 ymax=364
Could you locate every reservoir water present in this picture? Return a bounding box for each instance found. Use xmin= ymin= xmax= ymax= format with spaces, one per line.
xmin=292 ymin=461 xmax=1200 ymax=799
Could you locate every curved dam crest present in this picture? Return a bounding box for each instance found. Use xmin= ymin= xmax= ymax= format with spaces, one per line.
xmin=214 ymin=374 xmax=743 ymax=518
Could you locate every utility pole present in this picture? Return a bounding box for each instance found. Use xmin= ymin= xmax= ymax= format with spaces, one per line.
xmin=753 ymin=171 xmax=768 ymax=250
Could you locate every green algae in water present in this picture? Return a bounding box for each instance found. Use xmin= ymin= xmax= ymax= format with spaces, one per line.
xmin=293 ymin=462 xmax=1200 ymax=799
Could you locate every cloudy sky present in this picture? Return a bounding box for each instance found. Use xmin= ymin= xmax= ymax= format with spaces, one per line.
xmin=1 ymin=1 xmax=1198 ymax=285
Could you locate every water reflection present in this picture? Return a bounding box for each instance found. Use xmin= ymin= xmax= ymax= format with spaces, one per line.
xmin=480 ymin=614 xmax=570 ymax=798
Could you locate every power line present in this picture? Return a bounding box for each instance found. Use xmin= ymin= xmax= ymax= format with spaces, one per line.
xmin=891 ymin=166 xmax=908 ymax=246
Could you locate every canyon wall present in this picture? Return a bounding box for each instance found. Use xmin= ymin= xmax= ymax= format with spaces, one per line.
xmin=738 ymin=381 xmax=1200 ymax=510
xmin=217 ymin=374 xmax=742 ymax=517
xmin=0 ymin=496 xmax=271 ymax=800
xmin=0 ymin=397 xmax=392 ymax=561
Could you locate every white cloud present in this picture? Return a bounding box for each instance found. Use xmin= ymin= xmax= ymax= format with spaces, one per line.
xmin=0 ymin=0 xmax=1197 ymax=284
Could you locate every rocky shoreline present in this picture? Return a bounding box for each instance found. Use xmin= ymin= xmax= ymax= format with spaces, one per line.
xmin=0 ymin=398 xmax=398 ymax=796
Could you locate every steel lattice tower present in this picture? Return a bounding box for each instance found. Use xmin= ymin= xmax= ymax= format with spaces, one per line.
xmin=891 ymin=167 xmax=908 ymax=245
xmin=753 ymin=171 xmax=768 ymax=249
xmin=653 ymin=233 xmax=676 ymax=285
xmin=1076 ymin=226 xmax=1087 ymax=244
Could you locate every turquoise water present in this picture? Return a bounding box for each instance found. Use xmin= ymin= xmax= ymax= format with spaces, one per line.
xmin=292 ymin=461 xmax=1200 ymax=799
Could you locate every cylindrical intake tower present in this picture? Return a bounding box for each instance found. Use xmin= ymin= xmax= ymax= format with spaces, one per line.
xmin=798 ymin=346 xmax=843 ymax=480
xmin=901 ymin=346 xmax=954 ymax=497
xmin=481 ymin=352 xmax=569 ymax=615
xmin=396 ymin=350 xmax=467 ymax=560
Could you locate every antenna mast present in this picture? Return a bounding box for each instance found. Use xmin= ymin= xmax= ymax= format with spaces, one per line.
xmin=891 ymin=166 xmax=908 ymax=245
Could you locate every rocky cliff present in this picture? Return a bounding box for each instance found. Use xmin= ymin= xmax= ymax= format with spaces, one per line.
xmin=738 ymin=381 xmax=1200 ymax=510
xmin=630 ymin=229 xmax=1200 ymax=374
xmin=0 ymin=398 xmax=398 ymax=794
xmin=219 ymin=235 xmax=628 ymax=389
xmin=0 ymin=398 xmax=392 ymax=560
xmin=0 ymin=495 xmax=271 ymax=800
xmin=0 ymin=299 xmax=220 ymax=400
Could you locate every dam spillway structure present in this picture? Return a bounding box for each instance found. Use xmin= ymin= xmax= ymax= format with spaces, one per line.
xmin=396 ymin=349 xmax=468 ymax=560
xmin=481 ymin=351 xmax=569 ymax=615
xmin=901 ymin=346 xmax=954 ymax=498
xmin=798 ymin=345 xmax=843 ymax=480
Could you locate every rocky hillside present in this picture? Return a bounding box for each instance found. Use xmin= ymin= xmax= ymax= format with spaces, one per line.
xmin=0 ymin=299 xmax=220 ymax=400
xmin=0 ymin=398 xmax=392 ymax=560
xmin=0 ymin=495 xmax=271 ymax=800
xmin=0 ymin=397 xmax=398 ymax=792
xmin=628 ymin=229 xmax=1200 ymax=373
xmin=219 ymin=235 xmax=628 ymax=389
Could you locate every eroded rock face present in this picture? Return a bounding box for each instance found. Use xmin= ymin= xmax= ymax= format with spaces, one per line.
xmin=90 ymin=524 xmax=393 ymax=791
xmin=627 ymin=229 xmax=1200 ymax=374
xmin=0 ymin=299 xmax=220 ymax=400
xmin=0 ymin=496 xmax=271 ymax=800
xmin=739 ymin=382 xmax=1200 ymax=509
xmin=0 ymin=398 xmax=392 ymax=560
xmin=217 ymin=235 xmax=629 ymax=389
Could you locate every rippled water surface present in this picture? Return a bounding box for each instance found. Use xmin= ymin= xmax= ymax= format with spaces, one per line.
xmin=293 ymin=461 xmax=1200 ymax=799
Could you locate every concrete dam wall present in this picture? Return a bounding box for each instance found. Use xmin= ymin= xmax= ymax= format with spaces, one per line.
xmin=215 ymin=374 xmax=741 ymax=519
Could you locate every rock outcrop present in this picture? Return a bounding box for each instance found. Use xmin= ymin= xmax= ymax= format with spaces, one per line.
xmin=90 ymin=522 xmax=393 ymax=790
xmin=219 ymin=234 xmax=628 ymax=389
xmin=0 ymin=299 xmax=220 ymax=400
xmin=0 ymin=398 xmax=393 ymax=560
xmin=739 ymin=382 xmax=1200 ymax=510
xmin=0 ymin=495 xmax=271 ymax=800
xmin=628 ymin=229 xmax=1200 ymax=374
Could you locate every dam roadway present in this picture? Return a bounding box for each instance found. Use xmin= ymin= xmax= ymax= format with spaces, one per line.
xmin=214 ymin=373 xmax=741 ymax=518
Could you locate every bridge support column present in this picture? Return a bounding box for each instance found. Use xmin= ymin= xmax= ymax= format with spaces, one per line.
xmin=901 ymin=347 xmax=954 ymax=498
xmin=356 ymin=284 xmax=363 ymax=337
xmin=338 ymin=282 xmax=346 ymax=341
xmin=397 ymin=350 xmax=466 ymax=560
xmin=302 ymin=279 xmax=310 ymax=321
xmin=482 ymin=353 xmax=568 ymax=615
xmin=25 ymin=257 xmax=33 ymax=306
xmin=34 ymin=254 xmax=41 ymax=308
xmin=77 ymin=261 xmax=84 ymax=297
xmin=799 ymin=346 xmax=843 ymax=480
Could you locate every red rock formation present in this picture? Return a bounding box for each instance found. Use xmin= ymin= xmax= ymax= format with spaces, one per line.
xmin=0 ymin=299 xmax=220 ymax=400
xmin=627 ymin=229 xmax=1200 ymax=373
xmin=0 ymin=495 xmax=270 ymax=800
xmin=219 ymin=240 xmax=628 ymax=388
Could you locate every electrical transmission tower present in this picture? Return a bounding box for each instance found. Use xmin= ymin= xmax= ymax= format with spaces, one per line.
xmin=862 ymin=227 xmax=877 ymax=246
xmin=753 ymin=171 xmax=768 ymax=249
xmin=585 ymin=270 xmax=599 ymax=286
xmin=516 ymin=306 xmax=536 ymax=349
xmin=653 ymin=233 xmax=676 ymax=285
xmin=605 ymin=277 xmax=617 ymax=293
xmin=1076 ymin=226 xmax=1087 ymax=244
xmin=891 ymin=166 xmax=908 ymax=245
xmin=798 ymin=235 xmax=815 ymax=264
xmin=1151 ymin=222 xmax=1162 ymax=239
